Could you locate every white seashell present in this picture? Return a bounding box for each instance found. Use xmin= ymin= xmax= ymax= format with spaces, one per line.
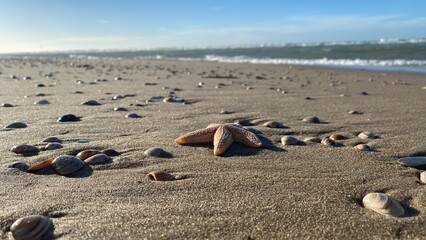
xmin=362 ymin=192 xmax=405 ymax=217
xmin=358 ymin=132 xmax=377 ymax=139
xmin=302 ymin=116 xmax=321 ymax=123
xmin=420 ymin=171 xmax=426 ymax=184
xmin=281 ymin=135 xmax=300 ymax=145
xmin=354 ymin=144 xmax=372 ymax=151
xmin=52 ymin=155 xmax=85 ymax=175
xmin=144 ymin=147 xmax=166 ymax=157
xmin=321 ymin=137 xmax=340 ymax=147
xmin=10 ymin=215 xmax=54 ymax=240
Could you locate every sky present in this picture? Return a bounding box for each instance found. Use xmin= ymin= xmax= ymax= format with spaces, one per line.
xmin=0 ymin=0 xmax=425 ymax=53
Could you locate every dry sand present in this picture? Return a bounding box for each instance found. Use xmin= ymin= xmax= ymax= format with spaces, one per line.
xmin=1 ymin=58 xmax=426 ymax=239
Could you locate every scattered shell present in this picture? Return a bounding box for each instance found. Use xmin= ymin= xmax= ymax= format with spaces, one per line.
xmin=84 ymin=153 xmax=111 ymax=165
xmin=420 ymin=171 xmax=426 ymax=184
xmin=35 ymin=83 xmax=45 ymax=87
xmin=10 ymin=215 xmax=54 ymax=240
xmin=4 ymin=122 xmax=27 ymax=129
xmin=28 ymin=159 xmax=53 ymax=173
xmin=34 ymin=99 xmax=50 ymax=105
xmin=303 ymin=137 xmax=321 ymax=143
xmin=354 ymin=144 xmax=372 ymax=151
xmin=42 ymin=142 xmax=63 ymax=150
xmin=1 ymin=103 xmax=14 ymax=107
xmin=329 ymin=134 xmax=346 ymax=140
xmin=358 ymin=132 xmax=377 ymax=139
xmin=302 ymin=116 xmax=321 ymax=123
xmin=147 ymin=170 xmax=175 ymax=181
xmin=112 ymin=95 xmax=124 ymax=100
xmin=113 ymin=107 xmax=128 ymax=111
xmin=81 ymin=100 xmax=101 ymax=105
xmin=52 ymin=155 xmax=85 ymax=175
xmin=41 ymin=136 xmax=62 ymax=143
xmin=76 ymin=139 xmax=90 ymax=143
xmin=7 ymin=162 xmax=29 ymax=172
xmin=102 ymin=149 xmax=120 ymax=156
xmin=144 ymin=147 xmax=166 ymax=157
xmin=126 ymin=113 xmax=142 ymax=118
xmin=321 ymin=137 xmax=340 ymax=147
xmin=281 ymin=135 xmax=301 ymax=145
xmin=57 ymin=114 xmax=80 ymax=122
xmin=76 ymin=149 xmax=102 ymax=160
xmin=263 ymin=121 xmax=284 ymax=128
xmin=219 ymin=110 xmax=230 ymax=114
xmin=397 ymin=156 xmax=426 ymax=170
xmin=362 ymin=192 xmax=405 ymax=217
xmin=10 ymin=144 xmax=39 ymax=154
xmin=348 ymin=110 xmax=363 ymax=115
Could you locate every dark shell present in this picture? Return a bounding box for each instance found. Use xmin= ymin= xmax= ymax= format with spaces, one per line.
xmin=144 ymin=147 xmax=165 ymax=157
xmin=57 ymin=114 xmax=80 ymax=122
xmin=81 ymin=100 xmax=101 ymax=105
xmin=397 ymin=156 xmax=426 ymax=170
xmin=126 ymin=113 xmax=141 ymax=118
xmin=101 ymin=149 xmax=120 ymax=156
xmin=4 ymin=122 xmax=27 ymax=129
xmin=84 ymin=153 xmax=111 ymax=165
xmin=329 ymin=134 xmax=346 ymax=140
xmin=302 ymin=116 xmax=321 ymax=123
xmin=52 ymin=155 xmax=85 ymax=175
xmin=34 ymin=99 xmax=50 ymax=105
xmin=147 ymin=170 xmax=175 ymax=181
xmin=10 ymin=144 xmax=39 ymax=154
xmin=10 ymin=215 xmax=54 ymax=240
xmin=76 ymin=149 xmax=102 ymax=160
xmin=1 ymin=103 xmax=14 ymax=107
xmin=7 ymin=162 xmax=29 ymax=172
xmin=41 ymin=136 xmax=62 ymax=143
xmin=113 ymin=107 xmax=128 ymax=111
xmin=43 ymin=142 xmax=63 ymax=150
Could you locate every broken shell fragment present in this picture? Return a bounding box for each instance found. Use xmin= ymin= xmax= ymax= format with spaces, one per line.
xmin=362 ymin=192 xmax=405 ymax=217
xmin=10 ymin=215 xmax=54 ymax=240
xmin=147 ymin=170 xmax=175 ymax=181
xmin=76 ymin=149 xmax=102 ymax=160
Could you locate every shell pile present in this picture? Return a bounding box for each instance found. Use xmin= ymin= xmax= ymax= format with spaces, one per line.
xmin=10 ymin=215 xmax=54 ymax=240
xmin=362 ymin=192 xmax=405 ymax=217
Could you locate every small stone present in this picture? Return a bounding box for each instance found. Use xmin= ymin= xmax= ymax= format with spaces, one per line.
xmin=81 ymin=100 xmax=101 ymax=105
xmin=34 ymin=99 xmax=50 ymax=105
xmin=84 ymin=153 xmax=111 ymax=165
xmin=126 ymin=113 xmax=141 ymax=118
xmin=281 ymin=135 xmax=301 ymax=145
xmin=58 ymin=114 xmax=80 ymax=122
xmin=1 ymin=103 xmax=13 ymax=107
xmin=4 ymin=122 xmax=27 ymax=129
xmin=144 ymin=147 xmax=166 ymax=157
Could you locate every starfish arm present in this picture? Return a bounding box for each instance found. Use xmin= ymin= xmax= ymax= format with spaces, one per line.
xmin=175 ymin=126 xmax=218 ymax=145
xmin=228 ymin=126 xmax=262 ymax=148
xmin=213 ymin=125 xmax=234 ymax=156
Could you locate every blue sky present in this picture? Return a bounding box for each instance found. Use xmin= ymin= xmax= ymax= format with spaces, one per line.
xmin=0 ymin=0 xmax=425 ymax=53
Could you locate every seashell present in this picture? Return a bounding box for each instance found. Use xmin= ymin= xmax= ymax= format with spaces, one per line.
xmin=23 ymin=76 xmax=32 ymax=80
xmin=76 ymin=139 xmax=90 ymax=143
xmin=81 ymin=100 xmax=101 ymax=105
xmin=52 ymin=155 xmax=85 ymax=175
xmin=35 ymin=83 xmax=45 ymax=87
xmin=144 ymin=147 xmax=166 ymax=157
xmin=262 ymin=121 xmax=284 ymax=128
xmin=57 ymin=114 xmax=80 ymax=122
xmin=420 ymin=171 xmax=426 ymax=184
xmin=354 ymin=144 xmax=372 ymax=151
xmin=102 ymin=149 xmax=120 ymax=156
xmin=321 ymin=137 xmax=340 ymax=147
xmin=147 ymin=170 xmax=175 ymax=181
xmin=4 ymin=122 xmax=27 ymax=129
xmin=303 ymin=137 xmax=321 ymax=143
xmin=113 ymin=107 xmax=128 ymax=111
xmin=76 ymin=149 xmax=102 ymax=160
xmin=397 ymin=156 xmax=426 ymax=170
xmin=84 ymin=153 xmax=111 ymax=165
xmin=43 ymin=142 xmax=63 ymax=150
xmin=219 ymin=110 xmax=230 ymax=114
xmin=114 ymin=76 xmax=123 ymax=81
xmin=358 ymin=132 xmax=377 ymax=139
xmin=28 ymin=159 xmax=53 ymax=173
xmin=7 ymin=162 xmax=29 ymax=172
xmin=302 ymin=116 xmax=321 ymax=123
xmin=10 ymin=215 xmax=54 ymax=240
xmin=112 ymin=95 xmax=124 ymax=100
xmin=348 ymin=110 xmax=363 ymax=115
xmin=10 ymin=144 xmax=39 ymax=154
xmin=362 ymin=192 xmax=405 ymax=217
xmin=2 ymin=103 xmax=14 ymax=107
xmin=41 ymin=136 xmax=62 ymax=143
xmin=281 ymin=135 xmax=301 ymax=145
xmin=126 ymin=113 xmax=142 ymax=118
xmin=329 ymin=134 xmax=346 ymax=140
xmin=34 ymin=99 xmax=50 ymax=105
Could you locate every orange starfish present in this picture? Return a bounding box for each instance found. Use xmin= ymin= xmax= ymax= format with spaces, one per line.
xmin=175 ymin=123 xmax=262 ymax=156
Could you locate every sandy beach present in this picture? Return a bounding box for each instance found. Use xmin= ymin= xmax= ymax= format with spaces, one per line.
xmin=1 ymin=58 xmax=426 ymax=239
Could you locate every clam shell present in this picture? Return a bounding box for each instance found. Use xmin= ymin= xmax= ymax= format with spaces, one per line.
xmin=147 ymin=170 xmax=175 ymax=181
xmin=58 ymin=114 xmax=80 ymax=122
xmin=34 ymin=99 xmax=50 ymax=105
xmin=28 ymin=159 xmax=53 ymax=173
xmin=41 ymin=136 xmax=62 ymax=143
xmin=125 ymin=113 xmax=141 ymax=118
xmin=43 ymin=142 xmax=63 ymax=150
xmin=420 ymin=171 xmax=426 ymax=184
xmin=84 ymin=153 xmax=111 ymax=165
xmin=281 ymin=135 xmax=300 ymax=145
xmin=113 ymin=107 xmax=128 ymax=111
xmin=81 ymin=100 xmax=101 ymax=105
xmin=303 ymin=137 xmax=321 ymax=143
xmin=52 ymin=155 xmax=85 ymax=175
xmin=262 ymin=121 xmax=284 ymax=128
xmin=362 ymin=192 xmax=405 ymax=217
xmin=302 ymin=116 xmax=321 ymax=123
xmin=4 ymin=122 xmax=27 ymax=129
xmin=329 ymin=134 xmax=346 ymax=140
xmin=102 ymin=149 xmax=120 ymax=156
xmin=358 ymin=131 xmax=377 ymax=139
xmin=321 ymin=137 xmax=340 ymax=147
xmin=7 ymin=162 xmax=29 ymax=172
xmin=10 ymin=215 xmax=54 ymax=240
xmin=10 ymin=144 xmax=39 ymax=154
xmin=144 ymin=147 xmax=165 ymax=157
xmin=354 ymin=144 xmax=372 ymax=151
xmin=76 ymin=149 xmax=101 ymax=160
xmin=397 ymin=156 xmax=426 ymax=170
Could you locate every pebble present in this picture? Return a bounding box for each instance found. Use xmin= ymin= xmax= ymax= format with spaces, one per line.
xmin=126 ymin=113 xmax=142 ymax=118
xmin=10 ymin=144 xmax=39 ymax=154
xmin=4 ymin=122 xmax=27 ymax=129
xmin=354 ymin=144 xmax=372 ymax=151
xmin=81 ymin=100 xmax=101 ymax=105
xmin=34 ymin=99 xmax=50 ymax=105
xmin=113 ymin=107 xmax=128 ymax=111
xmin=1 ymin=103 xmax=13 ymax=107
xmin=358 ymin=132 xmax=377 ymax=139
xmin=397 ymin=156 xmax=426 ymax=170
xmin=144 ymin=147 xmax=166 ymax=157
xmin=302 ymin=116 xmax=321 ymax=123
xmin=281 ymin=135 xmax=301 ymax=145
xmin=7 ymin=161 xmax=29 ymax=171
xmin=58 ymin=114 xmax=80 ymax=122
xmin=42 ymin=136 xmax=62 ymax=143
xmin=84 ymin=153 xmax=111 ymax=165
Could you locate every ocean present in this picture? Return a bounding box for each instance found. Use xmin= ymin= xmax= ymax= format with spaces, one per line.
xmin=2 ymin=38 xmax=426 ymax=74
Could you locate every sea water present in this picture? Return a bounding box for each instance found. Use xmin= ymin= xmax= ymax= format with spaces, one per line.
xmin=2 ymin=38 xmax=426 ymax=74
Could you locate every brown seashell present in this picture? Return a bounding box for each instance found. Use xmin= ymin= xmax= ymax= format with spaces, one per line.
xmin=363 ymin=192 xmax=405 ymax=217
xmin=144 ymin=147 xmax=165 ymax=157
xmin=102 ymin=149 xmax=120 ymax=156
xmin=84 ymin=153 xmax=111 ymax=165
xmin=10 ymin=144 xmax=39 ymax=154
xmin=10 ymin=215 xmax=54 ymax=240
xmin=329 ymin=134 xmax=346 ymax=140
xmin=76 ymin=149 xmax=101 ymax=160
xmin=52 ymin=155 xmax=85 ymax=175
xmin=303 ymin=137 xmax=321 ymax=143
xmin=147 ymin=170 xmax=175 ymax=181
xmin=28 ymin=159 xmax=53 ymax=173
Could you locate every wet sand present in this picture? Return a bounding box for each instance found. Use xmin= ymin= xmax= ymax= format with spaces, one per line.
xmin=1 ymin=58 xmax=426 ymax=239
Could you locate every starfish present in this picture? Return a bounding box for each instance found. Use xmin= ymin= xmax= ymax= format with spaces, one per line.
xmin=175 ymin=123 xmax=262 ymax=156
